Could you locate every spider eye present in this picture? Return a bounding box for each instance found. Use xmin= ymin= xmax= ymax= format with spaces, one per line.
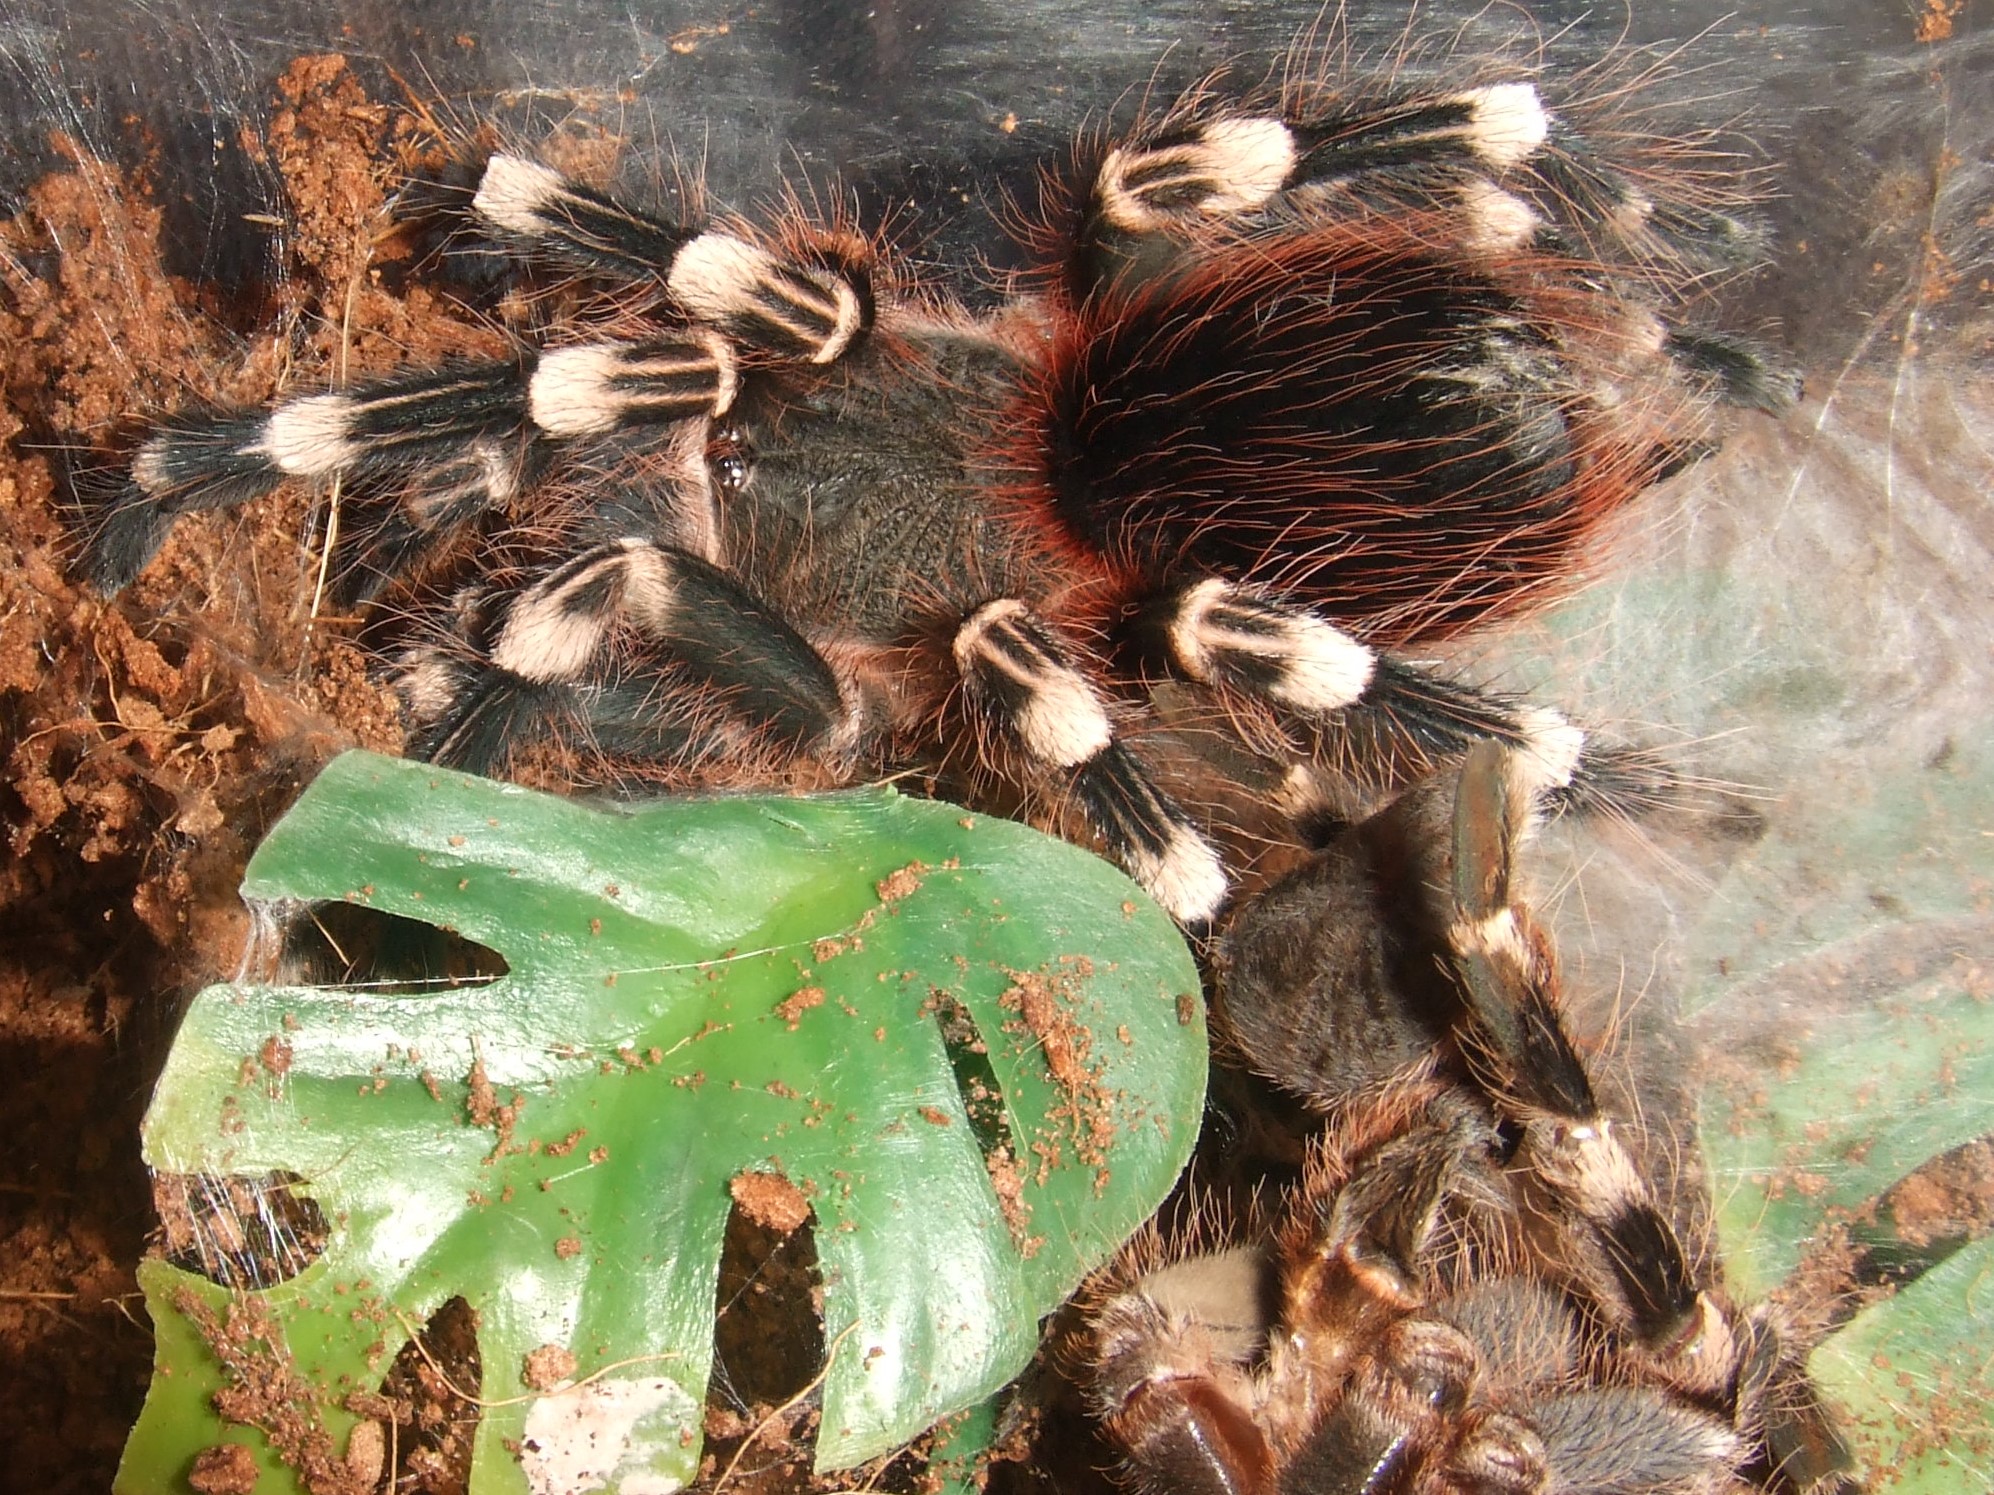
xmin=708 ymin=422 xmax=752 ymax=494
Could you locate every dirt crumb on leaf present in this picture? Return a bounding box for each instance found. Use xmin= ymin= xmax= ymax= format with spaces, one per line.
xmin=189 ymin=1442 xmax=261 ymax=1495
xmin=730 ymin=1168 xmax=813 ymax=1234
xmin=521 ymin=1343 xmax=579 ymax=1392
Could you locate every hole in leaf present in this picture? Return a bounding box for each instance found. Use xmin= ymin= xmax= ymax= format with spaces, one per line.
xmin=151 ymin=1169 xmax=328 ymax=1288
xmin=278 ymin=901 xmax=509 ymax=994
xmin=1836 ymin=1130 xmax=1994 ymax=1300
xmin=705 ymin=1174 xmax=825 ymax=1483
xmin=371 ymin=1295 xmax=482 ymax=1495
xmin=925 ymin=990 xmax=1014 ymax=1159
xmin=925 ymin=989 xmax=1035 ymax=1246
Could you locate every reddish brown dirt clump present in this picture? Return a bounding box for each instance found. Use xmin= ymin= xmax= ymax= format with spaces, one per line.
xmin=0 ymin=56 xmax=439 ymax=1492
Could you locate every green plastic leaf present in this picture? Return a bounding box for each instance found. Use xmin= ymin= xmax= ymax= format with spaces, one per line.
xmin=1807 ymin=1236 xmax=1994 ymax=1494
xmin=1700 ymin=967 xmax=1994 ymax=1304
xmin=118 ymin=751 xmax=1205 ymax=1494
xmin=1690 ymin=776 xmax=1994 ymax=1491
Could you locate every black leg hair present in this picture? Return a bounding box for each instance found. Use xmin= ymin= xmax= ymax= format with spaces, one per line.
xmin=1086 ymin=83 xmax=1555 ymax=254
xmin=403 ymin=538 xmax=856 ymax=776
xmin=1446 ymin=741 xmax=1710 ymax=1361
xmin=86 ymin=152 xmax=882 ymax=595
xmin=1082 ymin=77 xmax=1765 ymax=284
xmin=952 ymin=599 xmax=1227 ymax=925
xmin=471 ymin=155 xmax=871 ymax=365
xmin=1528 ymin=120 xmax=1768 ymax=274
xmin=1075 ymin=81 xmax=1795 ymax=407
xmin=321 ymin=441 xmax=547 ymax=608
xmin=1150 ymin=577 xmax=1659 ymax=816
xmin=82 ymin=336 xmax=736 ymax=595
xmin=1662 ymin=328 xmax=1805 ymax=412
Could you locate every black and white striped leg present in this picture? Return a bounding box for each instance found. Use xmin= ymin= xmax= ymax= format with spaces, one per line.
xmin=953 ymin=599 xmax=1227 ymax=925
xmin=1154 ymin=578 xmax=1648 ymax=817
xmin=87 ymin=334 xmax=736 ymax=595
xmin=403 ymin=538 xmax=856 ymax=777
xmin=471 ymin=155 xmax=871 ymax=365
xmin=89 ymin=361 xmax=524 ymax=594
xmin=1078 ymin=86 xmax=1795 ymax=407
xmin=1446 ymin=742 xmax=1712 ymax=1362
xmin=1084 ymin=78 xmax=1773 ymax=274
xmin=1094 ymin=82 xmax=1550 ymax=231
xmin=1080 ymin=83 xmax=1557 ymax=288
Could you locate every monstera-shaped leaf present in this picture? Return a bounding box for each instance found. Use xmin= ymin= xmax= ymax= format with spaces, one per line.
xmin=119 ymin=752 xmax=1205 ymax=1494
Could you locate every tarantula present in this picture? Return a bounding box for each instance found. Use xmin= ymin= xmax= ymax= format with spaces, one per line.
xmin=1085 ymin=743 xmax=1853 ymax=1494
xmin=77 ymin=45 xmax=1793 ymax=925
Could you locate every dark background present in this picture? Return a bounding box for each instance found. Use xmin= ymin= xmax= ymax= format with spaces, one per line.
xmin=1 ymin=0 xmax=1982 ymax=365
